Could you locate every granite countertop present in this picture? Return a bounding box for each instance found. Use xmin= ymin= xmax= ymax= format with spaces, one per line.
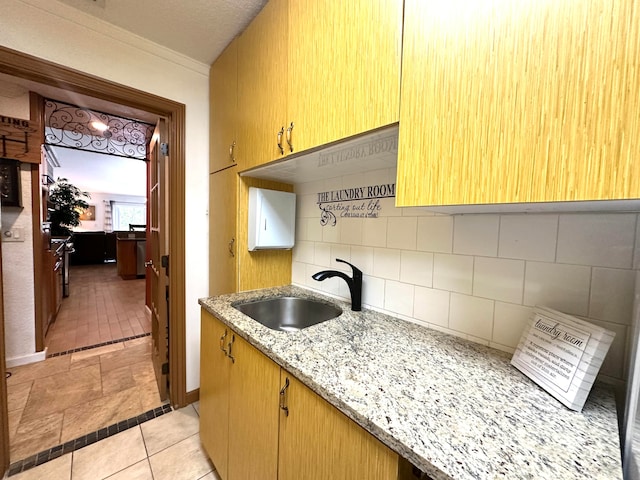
xmin=199 ymin=285 xmax=622 ymax=480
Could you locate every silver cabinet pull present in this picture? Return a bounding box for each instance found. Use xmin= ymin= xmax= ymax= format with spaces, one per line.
xmin=144 ymin=260 xmax=153 ymax=267
xmin=277 ymin=127 xmax=284 ymax=155
xmin=229 ymin=141 xmax=236 ymax=163
xmin=228 ymin=238 xmax=235 ymax=257
xmin=286 ymin=122 xmax=294 ymax=152
xmin=227 ymin=334 xmax=235 ymax=363
xmin=279 ymin=377 xmax=290 ymax=416
xmin=219 ymin=330 xmax=228 ymax=354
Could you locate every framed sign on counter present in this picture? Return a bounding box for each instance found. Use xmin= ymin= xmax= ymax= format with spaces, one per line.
xmin=511 ymin=306 xmax=615 ymax=411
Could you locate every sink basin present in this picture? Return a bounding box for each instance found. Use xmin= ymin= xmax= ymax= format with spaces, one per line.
xmin=232 ymin=296 xmax=342 ymax=332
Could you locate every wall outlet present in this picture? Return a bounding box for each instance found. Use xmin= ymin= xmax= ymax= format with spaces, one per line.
xmin=2 ymin=227 xmax=25 ymax=242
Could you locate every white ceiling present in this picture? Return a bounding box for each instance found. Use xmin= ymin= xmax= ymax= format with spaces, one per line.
xmin=56 ymin=0 xmax=267 ymax=65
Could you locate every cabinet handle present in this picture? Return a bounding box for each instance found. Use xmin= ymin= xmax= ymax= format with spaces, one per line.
xmin=279 ymin=377 xmax=290 ymax=416
xmin=227 ymin=334 xmax=235 ymax=363
xmin=219 ymin=330 xmax=228 ymax=354
xmin=286 ymin=122 xmax=294 ymax=152
xmin=276 ymin=127 xmax=284 ymax=155
xmin=228 ymin=238 xmax=235 ymax=257
xmin=229 ymin=141 xmax=236 ymax=163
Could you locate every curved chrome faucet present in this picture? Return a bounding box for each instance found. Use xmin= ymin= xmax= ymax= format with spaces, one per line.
xmin=312 ymin=258 xmax=362 ymax=311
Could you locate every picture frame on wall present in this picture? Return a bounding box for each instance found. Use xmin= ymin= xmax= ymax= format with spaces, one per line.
xmin=79 ymin=205 xmax=95 ymax=221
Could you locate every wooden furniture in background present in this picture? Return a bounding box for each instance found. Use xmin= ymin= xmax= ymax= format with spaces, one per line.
xmin=116 ymin=235 xmax=146 ymax=280
xmin=396 ymin=0 xmax=640 ymax=207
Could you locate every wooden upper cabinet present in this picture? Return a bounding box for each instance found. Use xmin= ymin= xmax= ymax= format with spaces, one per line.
xmin=237 ymin=0 xmax=288 ymax=171
xmin=210 ymin=39 xmax=238 ymax=174
xmin=287 ymin=0 xmax=402 ymax=154
xmin=396 ymin=0 xmax=640 ymax=207
xmin=209 ymin=167 xmax=237 ymax=296
xmin=278 ymin=373 xmax=398 ymax=480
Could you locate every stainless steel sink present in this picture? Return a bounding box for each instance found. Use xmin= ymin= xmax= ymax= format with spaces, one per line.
xmin=232 ymin=296 xmax=342 ymax=332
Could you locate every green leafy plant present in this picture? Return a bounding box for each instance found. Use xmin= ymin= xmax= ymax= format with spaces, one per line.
xmin=48 ymin=178 xmax=90 ymax=236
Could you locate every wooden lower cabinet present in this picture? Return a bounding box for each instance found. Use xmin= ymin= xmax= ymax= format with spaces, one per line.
xmin=200 ymin=310 xmax=280 ymax=480
xmin=278 ymin=373 xmax=399 ymax=480
xmin=200 ymin=309 xmax=400 ymax=480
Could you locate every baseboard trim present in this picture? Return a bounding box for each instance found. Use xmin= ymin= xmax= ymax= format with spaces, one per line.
xmin=185 ymin=388 xmax=199 ymax=405
xmin=6 ymin=349 xmax=47 ymax=368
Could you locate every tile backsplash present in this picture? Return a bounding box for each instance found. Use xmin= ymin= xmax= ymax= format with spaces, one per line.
xmin=292 ymin=168 xmax=640 ymax=382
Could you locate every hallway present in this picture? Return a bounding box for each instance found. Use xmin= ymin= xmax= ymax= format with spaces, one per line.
xmin=6 ymin=264 xmax=162 ymax=471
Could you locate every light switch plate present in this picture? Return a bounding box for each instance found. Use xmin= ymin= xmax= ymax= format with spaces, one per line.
xmin=2 ymin=227 xmax=25 ymax=242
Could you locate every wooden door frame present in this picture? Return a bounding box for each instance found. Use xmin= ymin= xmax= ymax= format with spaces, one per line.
xmin=0 ymin=48 xmax=187 ymax=412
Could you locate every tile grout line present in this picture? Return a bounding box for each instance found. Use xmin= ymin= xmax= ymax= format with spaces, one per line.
xmin=7 ymin=404 xmax=172 ymax=477
xmin=46 ymin=332 xmax=151 ymax=358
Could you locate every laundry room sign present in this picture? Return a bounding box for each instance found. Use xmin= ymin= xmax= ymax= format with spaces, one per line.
xmin=316 ymin=183 xmax=395 ymax=226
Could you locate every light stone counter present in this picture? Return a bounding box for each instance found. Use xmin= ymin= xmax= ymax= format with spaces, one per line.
xmin=199 ymin=285 xmax=622 ymax=480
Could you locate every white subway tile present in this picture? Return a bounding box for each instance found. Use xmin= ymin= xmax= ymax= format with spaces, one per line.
xmin=417 ymin=216 xmax=453 ymax=253
xmin=589 ymin=268 xmax=636 ymax=325
xmin=362 ymin=275 xmax=385 ymax=309
xmin=384 ymin=280 xmax=414 ymax=317
xmin=297 ymin=193 xmax=318 ymax=218
xmin=321 ymin=223 xmax=341 ymax=243
xmin=556 ymin=213 xmax=636 ymax=268
xmin=373 ymin=248 xmax=401 ymax=280
xmin=330 ymin=245 xmax=351 ymax=268
xmin=473 ymin=257 xmax=525 ymax=304
xmin=402 ymin=207 xmax=435 ymax=217
xmin=449 ymin=293 xmax=494 ymax=340
xmin=291 ymin=261 xmax=307 ymax=286
xmin=292 ymin=241 xmax=314 ymax=264
xmin=295 ymin=216 xmax=308 ymax=241
xmin=453 ymin=215 xmax=499 ymax=257
xmin=306 ymin=218 xmax=323 ymax=242
xmin=340 ymin=218 xmax=363 ymax=245
xmin=362 ymin=218 xmax=388 ymax=247
xmin=433 ymin=254 xmax=473 ymax=294
xmin=350 ymin=246 xmax=374 ymax=275
xmin=492 ymin=302 xmax=532 ymax=348
xmin=378 ymin=197 xmax=402 ymax=217
xmin=498 ymin=214 xmax=558 ymax=261
xmin=314 ymin=243 xmax=331 ymax=267
xmin=523 ymin=262 xmax=591 ymax=316
xmin=413 ymin=287 xmax=449 ymax=327
xmin=400 ymin=251 xmax=433 ymax=287
xmin=586 ymin=319 xmax=627 ymax=379
xmin=305 ymin=264 xmax=322 ymax=289
xmin=387 ymin=217 xmax=417 ymax=250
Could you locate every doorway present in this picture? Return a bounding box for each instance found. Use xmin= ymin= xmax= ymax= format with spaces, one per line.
xmin=0 ymin=46 xmax=188 ymax=473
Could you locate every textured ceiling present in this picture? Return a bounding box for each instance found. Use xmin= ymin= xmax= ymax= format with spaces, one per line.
xmin=56 ymin=0 xmax=267 ymax=64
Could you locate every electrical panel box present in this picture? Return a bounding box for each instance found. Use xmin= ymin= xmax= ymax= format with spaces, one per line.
xmin=248 ymin=187 xmax=296 ymax=251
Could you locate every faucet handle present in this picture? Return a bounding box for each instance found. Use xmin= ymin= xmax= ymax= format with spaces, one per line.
xmin=335 ymin=258 xmax=362 ymax=277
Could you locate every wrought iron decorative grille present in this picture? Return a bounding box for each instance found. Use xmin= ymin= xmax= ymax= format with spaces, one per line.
xmin=44 ymin=99 xmax=155 ymax=160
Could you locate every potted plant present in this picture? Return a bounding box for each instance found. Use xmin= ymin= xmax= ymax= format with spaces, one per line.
xmin=48 ymin=177 xmax=91 ymax=236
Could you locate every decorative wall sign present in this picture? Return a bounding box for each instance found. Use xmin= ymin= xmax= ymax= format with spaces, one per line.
xmin=511 ymin=306 xmax=615 ymax=411
xmin=0 ymin=115 xmax=40 ymax=164
xmin=317 ymin=183 xmax=395 ymax=226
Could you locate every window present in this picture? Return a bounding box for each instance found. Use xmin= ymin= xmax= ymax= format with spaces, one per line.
xmin=111 ymin=202 xmax=146 ymax=231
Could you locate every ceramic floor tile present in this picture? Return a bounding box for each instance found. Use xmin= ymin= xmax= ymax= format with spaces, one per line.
xmin=6 ymin=356 xmax=71 ymax=387
xmin=137 ymin=380 xmax=164 ymax=412
xmin=9 ymin=453 xmax=72 ymax=480
xmin=141 ymin=405 xmax=200 ymax=456
xmin=104 ymin=459 xmax=153 ymax=480
xmin=71 ymin=426 xmax=147 ymax=480
xmin=60 ymin=386 xmax=144 ymax=443
xmin=21 ymin=364 xmax=102 ymax=422
xmin=100 ymin=343 xmax=152 ymax=374
xmin=192 ymin=401 xmax=200 ymax=416
xmin=8 ymin=408 xmax=23 ymax=438
xmin=10 ymin=411 xmax=63 ymax=462
xmin=70 ymin=343 xmax=124 ymax=364
xmin=101 ymin=365 xmax=137 ymax=396
xmin=148 ymin=434 xmax=213 ymax=480
xmin=7 ymin=381 xmax=32 ymax=412
xmin=199 ymin=472 xmax=222 ymax=480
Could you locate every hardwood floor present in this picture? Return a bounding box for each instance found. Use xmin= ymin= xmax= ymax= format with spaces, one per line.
xmin=6 ymin=264 xmax=160 ymax=463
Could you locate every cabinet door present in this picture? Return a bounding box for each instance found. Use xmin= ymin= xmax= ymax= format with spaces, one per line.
xmin=199 ymin=311 xmax=231 ymax=479
xmin=396 ymin=0 xmax=640 ymax=207
xmin=278 ymin=373 xmax=398 ymax=480
xmin=210 ymin=39 xmax=238 ymax=174
xmin=288 ymin=0 xmax=402 ymax=154
xmin=209 ymin=167 xmax=237 ymax=296
xmin=237 ymin=0 xmax=288 ymax=171
xmin=228 ymin=334 xmax=280 ymax=480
